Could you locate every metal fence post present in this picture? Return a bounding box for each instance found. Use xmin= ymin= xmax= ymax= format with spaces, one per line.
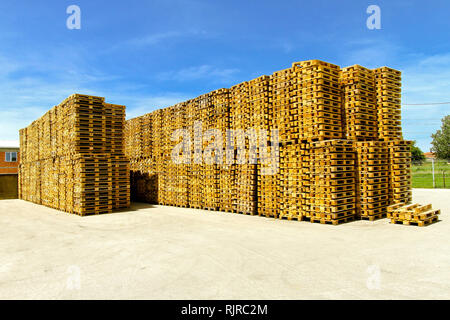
xmin=432 ymin=158 xmax=435 ymax=188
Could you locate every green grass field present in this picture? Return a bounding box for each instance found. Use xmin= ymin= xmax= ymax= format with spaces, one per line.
xmin=411 ymin=160 xmax=449 ymax=188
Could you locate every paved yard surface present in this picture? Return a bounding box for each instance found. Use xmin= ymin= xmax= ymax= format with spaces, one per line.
xmin=0 ymin=189 xmax=449 ymax=299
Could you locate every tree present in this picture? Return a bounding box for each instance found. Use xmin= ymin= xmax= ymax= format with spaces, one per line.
xmin=431 ymin=115 xmax=450 ymax=160
xmin=410 ymin=141 xmax=425 ymax=163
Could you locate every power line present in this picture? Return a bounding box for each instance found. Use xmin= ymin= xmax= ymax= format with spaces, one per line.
xmin=402 ymin=102 xmax=450 ymax=106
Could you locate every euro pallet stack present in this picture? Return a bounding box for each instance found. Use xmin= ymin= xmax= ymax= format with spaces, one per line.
xmin=310 ymin=140 xmax=356 ymax=225
xmin=269 ymin=68 xmax=295 ymax=219
xmin=387 ymin=203 xmax=440 ymax=226
xmin=354 ymin=141 xmax=389 ymax=220
xmin=201 ymin=94 xmax=219 ymax=210
xmin=388 ymin=140 xmax=412 ymax=204
xmin=374 ymin=67 xmax=403 ymax=141
xmin=249 ymin=76 xmax=278 ymax=218
xmin=212 ymin=89 xmax=234 ymax=213
xmin=230 ymin=82 xmax=257 ymax=215
xmin=340 ymin=65 xmax=378 ymax=141
xmin=19 ymin=94 xmax=129 ymax=215
xmin=295 ymin=60 xmax=343 ymax=141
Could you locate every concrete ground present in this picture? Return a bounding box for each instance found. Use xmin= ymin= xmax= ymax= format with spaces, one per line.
xmin=0 ymin=188 xmax=449 ymax=300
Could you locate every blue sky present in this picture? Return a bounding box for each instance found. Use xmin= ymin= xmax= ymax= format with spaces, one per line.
xmin=0 ymin=0 xmax=449 ymax=151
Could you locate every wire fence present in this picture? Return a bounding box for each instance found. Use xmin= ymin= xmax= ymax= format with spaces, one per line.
xmin=411 ymin=159 xmax=449 ymax=188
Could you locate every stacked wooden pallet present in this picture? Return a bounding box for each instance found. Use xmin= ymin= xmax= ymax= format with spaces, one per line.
xmin=387 ymin=203 xmax=440 ymax=226
xmin=300 ymin=142 xmax=312 ymax=219
xmin=278 ymin=143 xmax=303 ymax=220
xmin=201 ymin=94 xmax=220 ymax=210
xmin=250 ymin=76 xmax=278 ymax=218
xmin=388 ymin=140 xmax=412 ymax=204
xmin=188 ymin=97 xmax=205 ymax=209
xmin=340 ymin=65 xmax=378 ymax=141
xmin=354 ymin=141 xmax=389 ymax=220
xmin=374 ymin=67 xmax=403 ymax=140
xmin=269 ymin=68 xmax=293 ymax=219
xmin=213 ymin=89 xmax=234 ymax=213
xmin=19 ymin=94 xmax=129 ymax=215
xmin=230 ymin=82 xmax=257 ymax=214
xmin=310 ymin=140 xmax=356 ymax=225
xmin=295 ymin=60 xmax=343 ymax=141
xmin=121 ymin=59 xmax=413 ymax=226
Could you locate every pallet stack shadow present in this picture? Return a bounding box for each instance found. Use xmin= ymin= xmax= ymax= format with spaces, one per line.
xmin=19 ymin=94 xmax=130 ymax=215
xmin=124 ymin=59 xmax=413 ymax=225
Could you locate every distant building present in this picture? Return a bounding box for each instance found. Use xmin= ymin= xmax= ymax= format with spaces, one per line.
xmin=0 ymin=147 xmax=20 ymax=174
xmin=424 ymin=152 xmax=436 ymax=160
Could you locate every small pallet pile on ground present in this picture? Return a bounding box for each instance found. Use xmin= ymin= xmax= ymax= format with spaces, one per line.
xmin=309 ymin=140 xmax=356 ymax=225
xmin=373 ymin=67 xmax=403 ymax=141
xmin=354 ymin=141 xmax=389 ymax=220
xmin=388 ymin=140 xmax=412 ymax=204
xmin=387 ymin=203 xmax=440 ymax=226
xmin=19 ymin=94 xmax=129 ymax=215
xmin=340 ymin=65 xmax=378 ymax=141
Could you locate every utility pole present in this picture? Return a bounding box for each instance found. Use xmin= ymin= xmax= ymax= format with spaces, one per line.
xmin=443 ymin=171 xmax=446 ymax=188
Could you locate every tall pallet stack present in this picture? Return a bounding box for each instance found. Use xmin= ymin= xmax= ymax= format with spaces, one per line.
xmin=295 ymin=60 xmax=343 ymax=141
xmin=213 ymin=89 xmax=234 ymax=213
xmin=249 ymin=76 xmax=278 ymax=218
xmin=387 ymin=140 xmax=412 ymax=204
xmin=340 ymin=65 xmax=378 ymax=141
xmin=354 ymin=141 xmax=389 ymax=220
xmin=170 ymin=103 xmax=189 ymax=207
xmin=373 ymin=67 xmax=403 ymax=141
xmin=19 ymin=94 xmax=129 ymax=215
xmin=296 ymin=60 xmax=344 ymax=220
xmin=201 ymin=93 xmax=220 ymax=210
xmin=373 ymin=67 xmax=411 ymax=206
xmin=230 ymin=82 xmax=257 ymax=214
xmin=122 ymin=59 xmax=414 ymax=226
xmin=310 ymin=140 xmax=356 ymax=225
xmin=188 ymin=97 xmax=205 ymax=209
xmin=270 ymin=68 xmax=295 ymax=220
